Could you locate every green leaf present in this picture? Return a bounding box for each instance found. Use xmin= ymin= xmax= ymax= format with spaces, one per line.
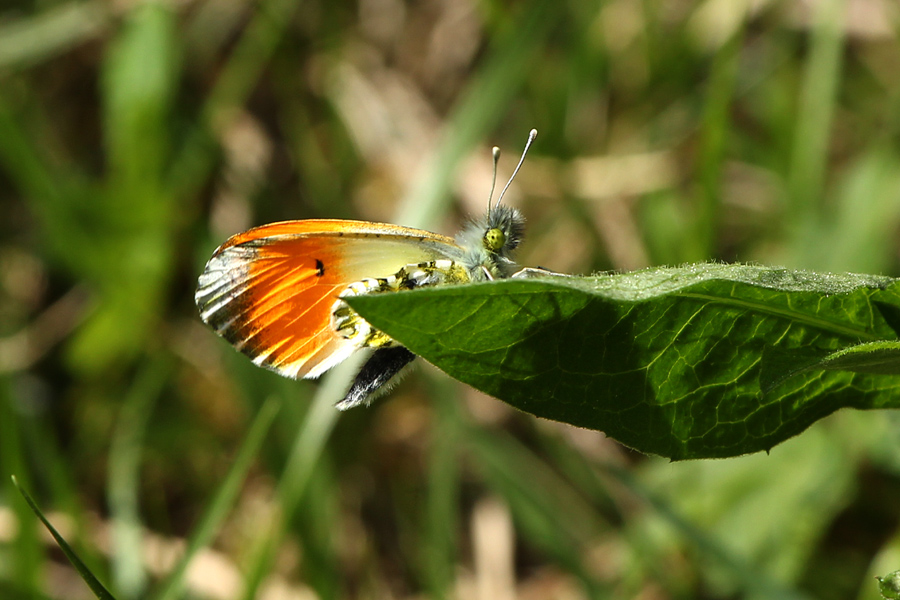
xmin=12 ymin=476 xmax=117 ymax=600
xmin=347 ymin=263 xmax=900 ymax=460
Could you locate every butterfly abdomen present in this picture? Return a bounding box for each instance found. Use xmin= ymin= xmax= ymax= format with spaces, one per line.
xmin=331 ymin=259 xmax=471 ymax=350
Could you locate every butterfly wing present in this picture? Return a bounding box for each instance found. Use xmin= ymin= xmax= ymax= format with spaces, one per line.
xmin=196 ymin=219 xmax=463 ymax=379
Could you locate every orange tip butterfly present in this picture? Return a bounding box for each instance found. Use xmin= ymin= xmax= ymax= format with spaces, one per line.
xmin=196 ymin=129 xmax=539 ymax=409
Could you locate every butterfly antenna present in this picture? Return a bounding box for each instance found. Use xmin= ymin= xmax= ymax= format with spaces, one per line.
xmin=495 ymin=129 xmax=537 ymax=207
xmin=487 ymin=146 xmax=501 ymax=214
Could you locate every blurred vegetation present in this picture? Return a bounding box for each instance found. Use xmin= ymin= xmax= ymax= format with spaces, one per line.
xmin=2 ymin=0 xmax=900 ymax=598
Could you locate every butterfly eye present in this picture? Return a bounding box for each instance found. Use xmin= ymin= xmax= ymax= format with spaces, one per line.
xmin=484 ymin=227 xmax=506 ymax=252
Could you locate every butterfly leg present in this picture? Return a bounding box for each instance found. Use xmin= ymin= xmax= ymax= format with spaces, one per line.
xmin=510 ymin=266 xmax=570 ymax=278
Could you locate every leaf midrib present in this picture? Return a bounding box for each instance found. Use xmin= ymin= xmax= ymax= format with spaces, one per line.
xmin=678 ymin=292 xmax=880 ymax=341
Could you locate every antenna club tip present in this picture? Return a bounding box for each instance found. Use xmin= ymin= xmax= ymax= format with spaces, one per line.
xmin=528 ymin=128 xmax=538 ymax=139
xmin=492 ymin=146 xmax=500 ymax=157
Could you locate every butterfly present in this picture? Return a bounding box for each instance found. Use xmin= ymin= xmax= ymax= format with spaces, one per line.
xmin=196 ymin=129 xmax=541 ymax=410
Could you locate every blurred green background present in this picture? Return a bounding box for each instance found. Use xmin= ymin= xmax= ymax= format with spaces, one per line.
xmin=3 ymin=0 xmax=900 ymax=598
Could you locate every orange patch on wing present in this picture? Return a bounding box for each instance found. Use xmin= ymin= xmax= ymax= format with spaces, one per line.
xmin=242 ymin=246 xmax=345 ymax=372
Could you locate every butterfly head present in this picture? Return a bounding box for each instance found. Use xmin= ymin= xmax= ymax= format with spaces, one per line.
xmin=483 ymin=203 xmax=525 ymax=256
xmin=457 ymin=129 xmax=535 ymax=278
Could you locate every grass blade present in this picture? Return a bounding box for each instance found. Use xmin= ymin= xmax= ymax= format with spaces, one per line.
xmin=152 ymin=396 xmax=280 ymax=600
xmin=107 ymin=358 xmax=170 ymax=598
xmin=12 ymin=476 xmax=117 ymax=600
